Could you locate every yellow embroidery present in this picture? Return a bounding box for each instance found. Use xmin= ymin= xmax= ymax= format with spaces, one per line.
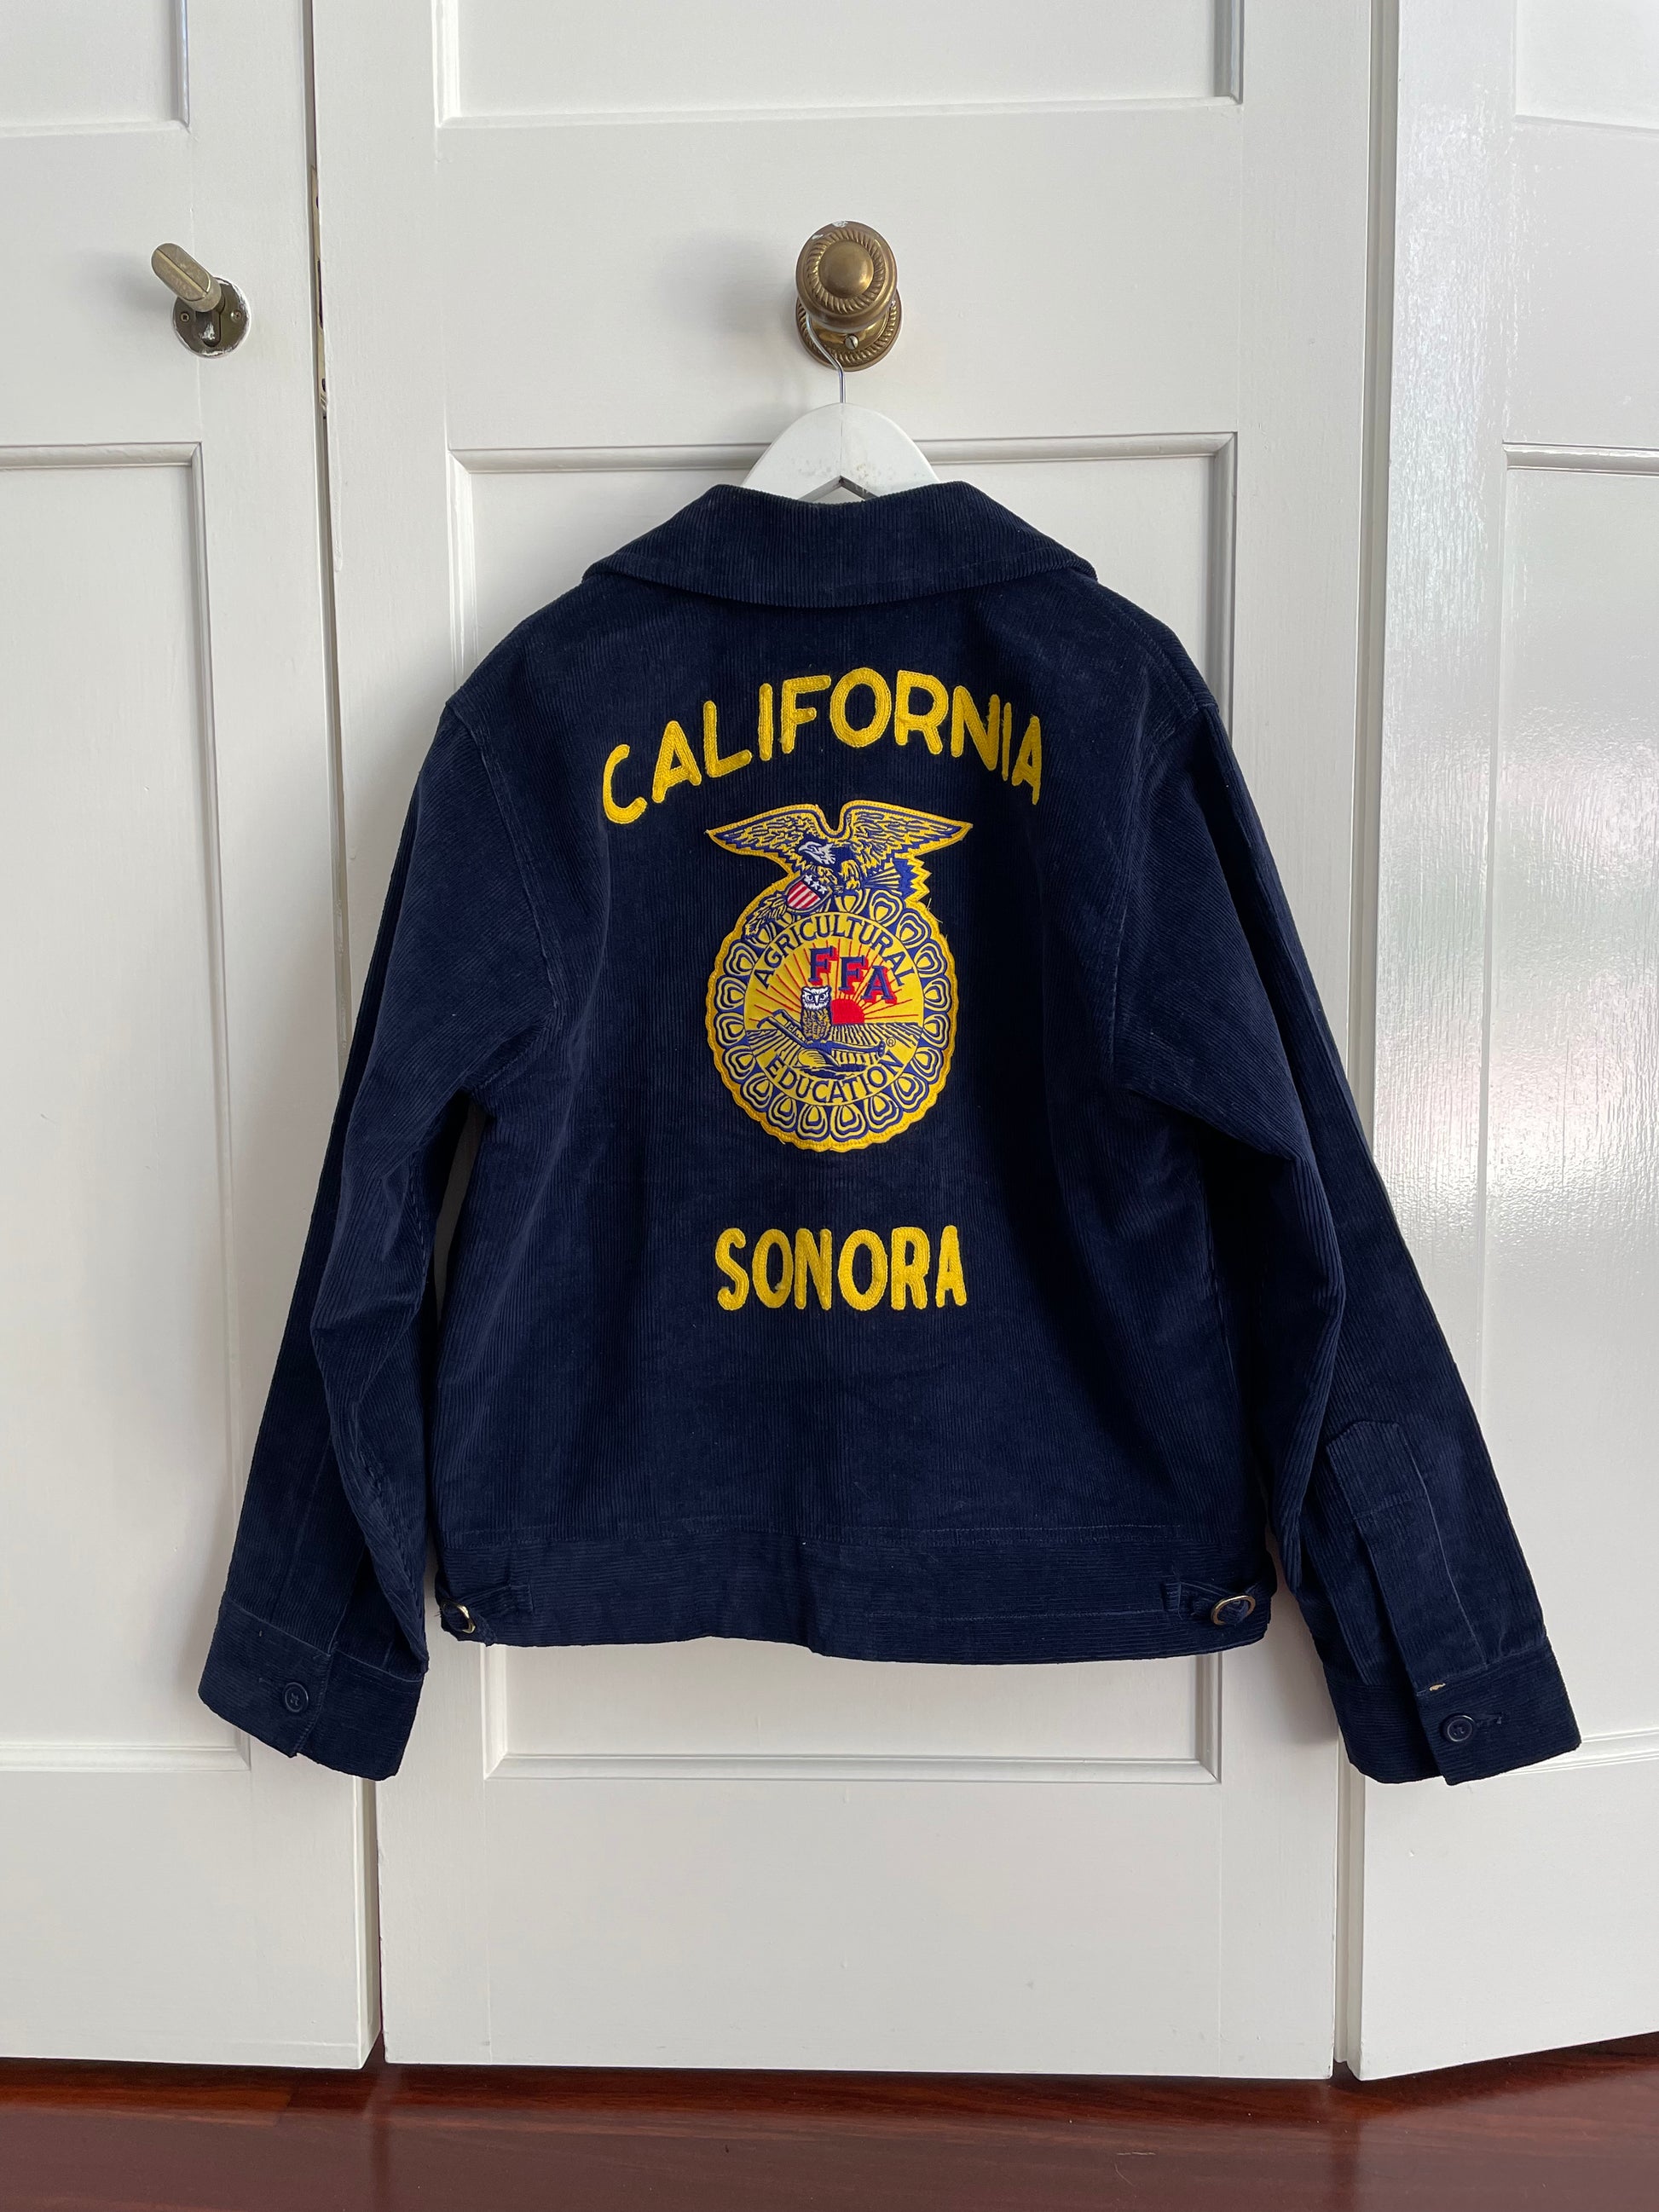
xmin=894 ymin=671 xmax=947 ymax=754
xmin=714 ymin=1227 xmax=749 ymax=1309
xmin=830 ymin=667 xmax=892 ymax=748
xmin=714 ymin=1225 xmax=967 ymax=1311
xmin=702 ymin=699 xmax=752 ymax=779
xmin=836 ymin=1229 xmax=887 ymax=1310
xmin=751 ymin=1227 xmax=793 ymax=1308
xmin=934 ymin=1223 xmax=968 ymax=1307
xmin=757 ymin=682 xmax=775 ymax=761
xmin=951 ymin=686 xmax=1000 ymax=770
xmin=1010 ymin=715 xmax=1042 ymax=804
xmin=705 ymin=800 xmax=969 ymax=1152
xmin=794 ymin=1227 xmax=833 ymax=1310
xmin=603 ymin=672 xmax=1045 ymax=821
xmin=890 ymin=1227 xmax=930 ymax=1308
xmin=601 ymin=743 xmax=647 ymax=825
xmin=651 ymin=719 xmax=702 ymax=803
xmin=779 ymin=674 xmax=830 ymax=754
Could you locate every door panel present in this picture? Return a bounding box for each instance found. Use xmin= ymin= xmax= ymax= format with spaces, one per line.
xmin=314 ymin=1 xmax=1371 ymax=2071
xmin=1 ymin=455 xmax=235 ymax=1762
xmin=1359 ymin=0 xmax=1659 ymax=2076
xmin=445 ymin=0 xmax=1227 ymax=120
xmin=0 ymin=3 xmax=369 ymax=2062
xmin=0 ymin=0 xmax=182 ymax=130
xmin=491 ymin=1642 xmax=1210 ymax=1781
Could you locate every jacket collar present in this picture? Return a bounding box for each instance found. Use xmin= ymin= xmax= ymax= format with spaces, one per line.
xmin=591 ymin=481 xmax=1092 ymax=609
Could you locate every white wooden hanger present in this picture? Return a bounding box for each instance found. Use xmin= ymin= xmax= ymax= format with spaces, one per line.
xmin=743 ymin=400 xmax=938 ymax=501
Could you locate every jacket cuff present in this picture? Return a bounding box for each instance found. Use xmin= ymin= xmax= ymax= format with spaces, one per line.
xmin=199 ymin=1595 xmax=423 ymax=1782
xmin=1327 ymin=1646 xmax=1581 ymax=1785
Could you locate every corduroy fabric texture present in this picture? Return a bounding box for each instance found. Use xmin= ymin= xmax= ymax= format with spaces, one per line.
xmin=199 ymin=481 xmax=1579 ymax=1786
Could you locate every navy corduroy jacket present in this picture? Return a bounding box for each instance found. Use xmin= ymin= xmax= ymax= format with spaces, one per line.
xmin=199 ymin=482 xmax=1579 ymax=1786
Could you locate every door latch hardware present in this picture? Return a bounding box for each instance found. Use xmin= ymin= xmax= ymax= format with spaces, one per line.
xmin=151 ymin=243 xmax=250 ymax=356
xmin=793 ymin=222 xmax=903 ymax=372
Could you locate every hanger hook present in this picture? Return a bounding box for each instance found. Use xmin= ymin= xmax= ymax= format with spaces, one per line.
xmin=801 ymin=313 xmax=846 ymax=404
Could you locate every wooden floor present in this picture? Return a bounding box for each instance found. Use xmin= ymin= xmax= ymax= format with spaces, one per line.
xmin=3 ymin=2032 xmax=1656 ymax=2212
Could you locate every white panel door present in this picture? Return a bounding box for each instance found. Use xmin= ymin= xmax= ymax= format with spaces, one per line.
xmin=1357 ymin=0 xmax=1659 ymax=2076
xmin=0 ymin=6 xmax=373 ymax=2062
xmin=312 ymin=3 xmax=1375 ymax=2070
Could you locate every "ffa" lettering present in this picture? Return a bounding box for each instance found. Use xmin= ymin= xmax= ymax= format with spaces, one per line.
xmin=714 ymin=1226 xmax=968 ymax=1312
xmin=802 ymin=945 xmax=898 ymax=1005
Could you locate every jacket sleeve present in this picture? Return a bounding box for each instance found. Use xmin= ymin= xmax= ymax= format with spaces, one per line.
xmin=1112 ymin=691 xmax=1579 ymax=1784
xmin=199 ymin=707 xmax=556 ymax=1779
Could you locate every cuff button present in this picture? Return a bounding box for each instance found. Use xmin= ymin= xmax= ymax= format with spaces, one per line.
xmin=281 ymin=1682 xmax=310 ymax=1716
xmin=1441 ymin=1712 xmax=1476 ymax=1746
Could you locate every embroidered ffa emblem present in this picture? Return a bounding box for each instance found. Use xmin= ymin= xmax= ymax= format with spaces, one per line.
xmin=705 ymin=800 xmax=970 ymax=1152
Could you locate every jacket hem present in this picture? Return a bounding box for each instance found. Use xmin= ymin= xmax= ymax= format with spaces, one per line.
xmin=437 ymin=1528 xmax=1276 ymax=1668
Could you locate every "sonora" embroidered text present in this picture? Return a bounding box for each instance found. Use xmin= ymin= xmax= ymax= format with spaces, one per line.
xmin=714 ymin=1225 xmax=967 ymax=1311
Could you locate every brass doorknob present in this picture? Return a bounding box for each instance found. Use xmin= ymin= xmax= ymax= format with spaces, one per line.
xmin=151 ymin=243 xmax=249 ymax=356
xmin=794 ymin=222 xmax=902 ymax=373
